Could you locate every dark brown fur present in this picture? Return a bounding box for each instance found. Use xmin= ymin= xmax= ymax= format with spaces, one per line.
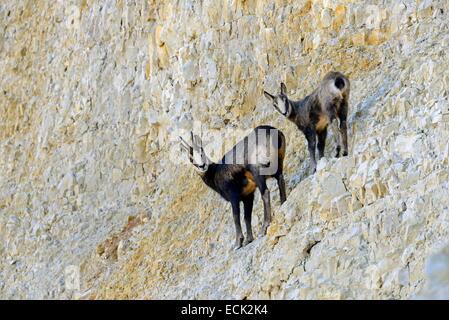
xmin=180 ymin=125 xmax=287 ymax=249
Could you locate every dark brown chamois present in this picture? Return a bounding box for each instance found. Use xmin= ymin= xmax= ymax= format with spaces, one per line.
xmin=264 ymin=71 xmax=350 ymax=172
xmin=180 ymin=125 xmax=287 ymax=250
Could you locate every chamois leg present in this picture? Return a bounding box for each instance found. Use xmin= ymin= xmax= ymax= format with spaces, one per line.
xmin=275 ymin=173 xmax=287 ymax=204
xmin=242 ymin=194 xmax=254 ymax=246
xmin=255 ymin=177 xmax=271 ymax=237
xmin=231 ymin=198 xmax=244 ymax=250
xmin=333 ymin=119 xmax=342 ymax=157
xmin=339 ymin=120 xmax=348 ymax=157
xmin=337 ymin=101 xmax=349 ymax=157
xmin=304 ymin=127 xmax=317 ymax=173
xmin=317 ymin=128 xmax=328 ymax=160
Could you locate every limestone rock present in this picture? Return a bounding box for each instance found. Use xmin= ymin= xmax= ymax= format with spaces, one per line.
xmin=0 ymin=0 xmax=448 ymax=300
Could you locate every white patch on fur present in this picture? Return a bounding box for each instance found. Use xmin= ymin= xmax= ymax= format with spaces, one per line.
xmin=328 ymin=80 xmax=343 ymax=99
xmin=194 ymin=164 xmax=208 ymax=175
xmin=276 ymin=97 xmax=289 ymax=116
xmin=192 ymin=150 xmax=207 ymax=173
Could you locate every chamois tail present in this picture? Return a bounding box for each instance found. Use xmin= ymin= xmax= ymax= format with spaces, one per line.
xmin=335 ymin=76 xmax=345 ymax=90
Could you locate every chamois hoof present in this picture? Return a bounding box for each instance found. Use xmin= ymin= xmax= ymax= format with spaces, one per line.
xmin=342 ymin=151 xmax=348 ymax=157
xmin=233 ymin=237 xmax=244 ymax=250
xmin=243 ymin=236 xmax=254 ymax=246
xmin=336 ymin=146 xmax=341 ymax=158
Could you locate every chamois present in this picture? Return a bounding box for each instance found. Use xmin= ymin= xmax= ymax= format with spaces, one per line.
xmin=180 ymin=125 xmax=287 ymax=250
xmin=264 ymin=71 xmax=350 ymax=172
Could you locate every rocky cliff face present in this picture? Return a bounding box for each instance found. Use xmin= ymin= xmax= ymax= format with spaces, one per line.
xmin=0 ymin=0 xmax=448 ymax=299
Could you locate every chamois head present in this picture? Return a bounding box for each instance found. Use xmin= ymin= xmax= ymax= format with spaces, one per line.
xmin=264 ymin=83 xmax=292 ymax=117
xmin=179 ymin=132 xmax=210 ymax=175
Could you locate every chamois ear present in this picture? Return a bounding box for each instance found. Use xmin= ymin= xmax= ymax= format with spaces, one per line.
xmin=264 ymin=91 xmax=274 ymax=101
xmin=192 ymin=134 xmax=201 ymax=145
xmin=179 ymin=136 xmax=194 ymax=162
xmin=280 ymin=82 xmax=287 ymax=95
xmin=179 ymin=136 xmax=190 ymax=151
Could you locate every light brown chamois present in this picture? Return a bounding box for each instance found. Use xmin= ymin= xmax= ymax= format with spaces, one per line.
xmin=264 ymin=71 xmax=350 ymax=172
xmin=180 ymin=125 xmax=287 ymax=250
